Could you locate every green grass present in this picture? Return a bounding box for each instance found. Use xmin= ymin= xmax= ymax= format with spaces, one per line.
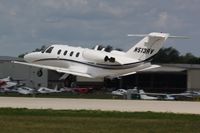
xmin=0 ymin=108 xmax=200 ymax=133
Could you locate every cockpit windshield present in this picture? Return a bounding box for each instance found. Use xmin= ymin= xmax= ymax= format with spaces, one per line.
xmin=41 ymin=47 xmax=48 ymax=53
xmin=45 ymin=47 xmax=54 ymax=53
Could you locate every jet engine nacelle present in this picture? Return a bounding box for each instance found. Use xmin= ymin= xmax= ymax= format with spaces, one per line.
xmin=83 ymin=49 xmax=115 ymax=63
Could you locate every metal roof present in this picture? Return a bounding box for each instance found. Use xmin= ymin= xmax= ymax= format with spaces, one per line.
xmin=140 ymin=64 xmax=200 ymax=73
xmin=163 ymin=64 xmax=200 ymax=69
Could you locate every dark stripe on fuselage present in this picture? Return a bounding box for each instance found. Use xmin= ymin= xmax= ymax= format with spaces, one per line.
xmin=33 ymin=58 xmax=147 ymax=70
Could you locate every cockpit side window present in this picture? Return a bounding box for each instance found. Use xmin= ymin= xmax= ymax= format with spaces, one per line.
xmin=45 ymin=47 xmax=54 ymax=53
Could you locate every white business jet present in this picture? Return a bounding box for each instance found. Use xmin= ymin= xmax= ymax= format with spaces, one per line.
xmin=139 ymin=90 xmax=158 ymax=100
xmin=14 ymin=32 xmax=186 ymax=78
xmin=37 ymin=86 xmax=62 ymax=94
xmin=17 ymin=87 xmax=34 ymax=95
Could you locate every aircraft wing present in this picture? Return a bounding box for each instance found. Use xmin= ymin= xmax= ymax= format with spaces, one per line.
xmin=119 ymin=71 xmax=137 ymax=77
xmin=169 ymin=93 xmax=194 ymax=98
xmin=13 ymin=61 xmax=93 ymax=78
xmin=115 ymin=63 xmax=157 ymax=77
xmin=137 ymin=92 xmax=194 ymax=98
xmin=138 ymin=65 xmax=160 ymax=72
xmin=138 ymin=92 xmax=170 ymax=96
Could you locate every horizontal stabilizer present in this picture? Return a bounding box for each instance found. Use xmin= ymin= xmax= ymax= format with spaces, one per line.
xmin=128 ymin=33 xmax=189 ymax=39
xmin=127 ymin=34 xmax=147 ymax=37
xmin=168 ymin=36 xmax=189 ymax=39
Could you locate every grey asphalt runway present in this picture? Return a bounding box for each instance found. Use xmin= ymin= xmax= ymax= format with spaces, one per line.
xmin=0 ymin=97 xmax=200 ymax=114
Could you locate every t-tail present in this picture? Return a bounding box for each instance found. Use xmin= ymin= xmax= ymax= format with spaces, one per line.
xmin=126 ymin=32 xmax=188 ymax=61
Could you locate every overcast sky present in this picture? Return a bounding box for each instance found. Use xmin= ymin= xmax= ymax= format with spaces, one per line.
xmin=0 ymin=0 xmax=199 ymax=57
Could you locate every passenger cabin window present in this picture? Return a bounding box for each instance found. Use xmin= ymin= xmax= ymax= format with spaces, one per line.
xmin=76 ymin=52 xmax=80 ymax=57
xmin=45 ymin=47 xmax=54 ymax=53
xmin=64 ymin=51 xmax=68 ymax=55
xmin=57 ymin=49 xmax=62 ymax=55
xmin=70 ymin=51 xmax=74 ymax=56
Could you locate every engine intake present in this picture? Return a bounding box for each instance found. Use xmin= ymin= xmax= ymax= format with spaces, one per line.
xmin=83 ymin=49 xmax=115 ymax=63
xmin=104 ymin=56 xmax=115 ymax=63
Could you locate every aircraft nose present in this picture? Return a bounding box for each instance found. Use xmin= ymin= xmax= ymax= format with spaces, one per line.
xmin=24 ymin=53 xmax=37 ymax=63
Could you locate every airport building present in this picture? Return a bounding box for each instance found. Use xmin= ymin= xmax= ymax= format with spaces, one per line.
xmin=0 ymin=56 xmax=48 ymax=88
xmin=0 ymin=56 xmax=200 ymax=92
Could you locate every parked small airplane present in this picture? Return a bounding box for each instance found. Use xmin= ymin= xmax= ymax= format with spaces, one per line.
xmin=14 ymin=32 xmax=187 ymax=78
xmin=111 ymin=89 xmax=127 ymax=96
xmin=137 ymin=90 xmax=200 ymax=100
xmin=162 ymin=94 xmax=175 ymax=100
xmin=17 ymin=87 xmax=34 ymax=95
xmin=37 ymin=86 xmax=62 ymax=94
xmin=169 ymin=91 xmax=200 ymax=100
xmin=0 ymin=77 xmax=17 ymax=89
xmin=139 ymin=90 xmax=158 ymax=100
xmin=73 ymin=87 xmax=92 ymax=94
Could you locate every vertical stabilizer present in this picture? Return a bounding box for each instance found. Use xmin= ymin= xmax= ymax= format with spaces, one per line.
xmin=126 ymin=32 xmax=169 ymax=61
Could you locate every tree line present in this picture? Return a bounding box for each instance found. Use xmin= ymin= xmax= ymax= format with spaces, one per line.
xmin=152 ymin=47 xmax=200 ymax=64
